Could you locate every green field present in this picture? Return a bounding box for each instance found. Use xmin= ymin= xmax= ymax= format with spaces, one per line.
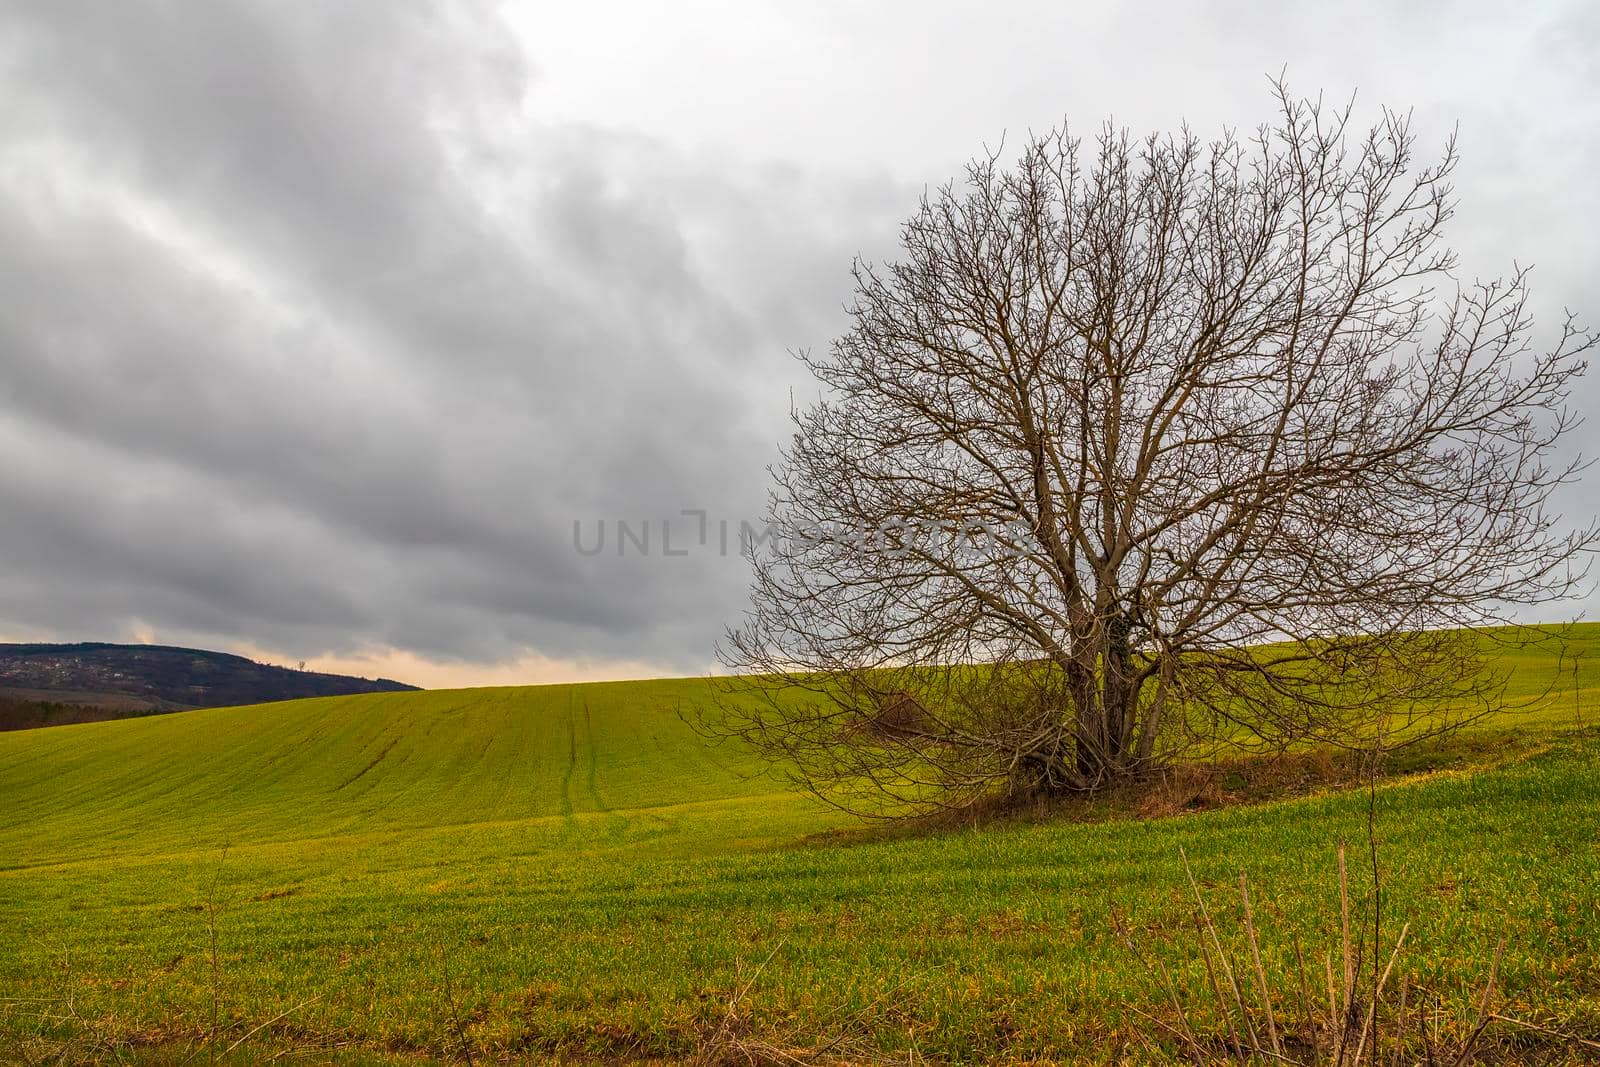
xmin=3 ymin=627 xmax=1599 ymax=1063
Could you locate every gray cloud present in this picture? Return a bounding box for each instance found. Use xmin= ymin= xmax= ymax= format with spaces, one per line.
xmin=0 ymin=0 xmax=903 ymax=671
xmin=0 ymin=0 xmax=1595 ymax=680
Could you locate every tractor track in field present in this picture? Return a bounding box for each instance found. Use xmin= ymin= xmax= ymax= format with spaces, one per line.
xmin=582 ymin=697 xmax=607 ymax=813
xmin=559 ymin=692 xmax=577 ymax=820
xmin=333 ymin=735 xmax=400 ymax=792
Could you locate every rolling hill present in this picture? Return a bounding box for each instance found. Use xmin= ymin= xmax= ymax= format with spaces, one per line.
xmin=0 ymin=678 xmax=777 ymax=866
xmin=1 ymin=626 xmax=1597 ymax=1063
xmin=0 ymin=642 xmax=417 ymax=730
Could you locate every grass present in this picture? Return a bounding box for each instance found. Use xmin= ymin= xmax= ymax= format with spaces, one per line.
xmin=1 ymin=625 xmax=1598 ymax=1063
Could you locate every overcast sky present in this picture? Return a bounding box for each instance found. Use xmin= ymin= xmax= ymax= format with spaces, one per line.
xmin=1 ymin=1 xmax=1596 ymax=688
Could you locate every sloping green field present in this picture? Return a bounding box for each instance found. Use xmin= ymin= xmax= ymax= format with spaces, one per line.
xmin=0 ymin=679 xmax=792 ymax=866
xmin=2 ymin=628 xmax=1598 ymax=1063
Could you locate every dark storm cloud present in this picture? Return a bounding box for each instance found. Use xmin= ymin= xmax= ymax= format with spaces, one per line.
xmin=0 ymin=0 xmax=905 ymax=669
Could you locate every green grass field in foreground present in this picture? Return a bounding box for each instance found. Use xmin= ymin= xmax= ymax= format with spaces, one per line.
xmin=1 ymin=626 xmax=1598 ymax=1063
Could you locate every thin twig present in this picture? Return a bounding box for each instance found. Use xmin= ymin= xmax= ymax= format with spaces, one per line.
xmin=1487 ymin=1012 xmax=1600 ymax=1052
xmin=1241 ymin=871 xmax=1284 ymax=1060
xmin=1351 ymin=923 xmax=1409 ymax=1066
xmin=1449 ymin=936 xmax=1506 ymax=1067
xmin=1182 ymin=848 xmax=1258 ymax=1053
xmin=222 ymin=995 xmax=325 ymax=1057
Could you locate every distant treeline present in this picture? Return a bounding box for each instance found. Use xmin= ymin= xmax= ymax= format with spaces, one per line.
xmin=0 ymin=693 xmax=174 ymax=732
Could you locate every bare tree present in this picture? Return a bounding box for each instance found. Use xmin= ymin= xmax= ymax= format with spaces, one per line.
xmin=714 ymin=83 xmax=1595 ymax=813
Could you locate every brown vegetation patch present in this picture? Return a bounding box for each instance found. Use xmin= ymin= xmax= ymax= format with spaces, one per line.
xmin=250 ymin=885 xmax=300 ymax=902
xmin=840 ymin=690 xmax=932 ymax=744
xmin=806 ymin=731 xmax=1546 ymax=848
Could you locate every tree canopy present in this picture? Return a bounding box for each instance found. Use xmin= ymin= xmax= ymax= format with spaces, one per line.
xmin=716 ymin=84 xmax=1595 ymax=811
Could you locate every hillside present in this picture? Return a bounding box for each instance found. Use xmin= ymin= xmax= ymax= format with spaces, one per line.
xmin=0 ymin=642 xmax=417 ymax=729
xmin=0 ymin=678 xmax=776 ymax=866
xmin=1 ymin=625 xmax=1597 ymax=1063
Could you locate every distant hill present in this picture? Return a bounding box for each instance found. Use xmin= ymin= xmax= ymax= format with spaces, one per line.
xmin=0 ymin=642 xmax=417 ymax=730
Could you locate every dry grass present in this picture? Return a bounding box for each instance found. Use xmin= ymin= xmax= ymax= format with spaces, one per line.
xmin=1115 ymin=841 xmax=1599 ymax=1065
